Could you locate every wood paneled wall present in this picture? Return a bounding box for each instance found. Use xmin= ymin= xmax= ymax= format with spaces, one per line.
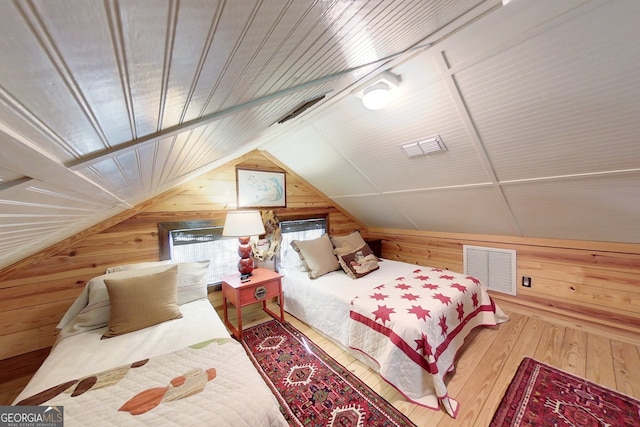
xmin=368 ymin=229 xmax=640 ymax=334
xmin=0 ymin=151 xmax=365 ymax=361
xmin=2 ymin=149 xmax=638 ymax=363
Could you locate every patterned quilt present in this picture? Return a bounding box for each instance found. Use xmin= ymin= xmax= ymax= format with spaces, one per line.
xmin=15 ymin=338 xmax=288 ymax=426
xmin=349 ymin=267 xmax=505 ymax=418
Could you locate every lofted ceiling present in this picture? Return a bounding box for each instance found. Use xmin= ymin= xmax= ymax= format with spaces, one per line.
xmin=1 ymin=0 xmax=639 ymax=270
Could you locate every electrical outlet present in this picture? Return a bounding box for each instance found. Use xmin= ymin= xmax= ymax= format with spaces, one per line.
xmin=522 ymin=276 xmax=532 ymax=287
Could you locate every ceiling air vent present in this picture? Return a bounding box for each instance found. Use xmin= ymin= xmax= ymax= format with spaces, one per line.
xmin=276 ymin=94 xmax=326 ymax=124
xmin=400 ymin=135 xmax=446 ymax=158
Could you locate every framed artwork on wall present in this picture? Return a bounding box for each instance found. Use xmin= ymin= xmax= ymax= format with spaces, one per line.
xmin=236 ymin=168 xmax=286 ymax=208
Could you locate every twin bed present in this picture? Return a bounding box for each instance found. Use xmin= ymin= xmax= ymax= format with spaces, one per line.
xmin=14 ymin=230 xmax=507 ymax=423
xmin=282 ymin=231 xmax=509 ymax=418
xmin=12 ymin=261 xmax=288 ymax=426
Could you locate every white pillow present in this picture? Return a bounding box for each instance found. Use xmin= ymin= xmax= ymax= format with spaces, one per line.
xmin=57 ymin=261 xmax=209 ymax=339
xmin=105 ymin=260 xmax=172 ymax=274
xmin=280 ymin=246 xmax=307 ymax=272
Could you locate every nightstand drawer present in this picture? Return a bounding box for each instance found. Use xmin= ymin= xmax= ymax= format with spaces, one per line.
xmin=238 ymin=279 xmax=280 ymax=305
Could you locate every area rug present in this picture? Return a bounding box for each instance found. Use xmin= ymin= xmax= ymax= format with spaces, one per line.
xmin=241 ymin=320 xmax=416 ymax=427
xmin=490 ymin=357 xmax=640 ymax=426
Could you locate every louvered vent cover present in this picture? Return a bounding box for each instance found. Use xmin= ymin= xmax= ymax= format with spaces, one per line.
xmin=463 ymin=245 xmax=516 ymax=295
xmin=400 ymin=135 xmax=446 ymax=157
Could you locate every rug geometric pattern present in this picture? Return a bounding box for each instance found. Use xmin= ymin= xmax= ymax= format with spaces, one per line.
xmin=241 ymin=320 xmax=416 ymax=427
xmin=490 ymin=357 xmax=640 ymax=427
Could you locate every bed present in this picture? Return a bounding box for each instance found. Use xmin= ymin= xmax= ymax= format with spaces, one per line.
xmin=13 ymin=261 xmax=288 ymax=427
xmin=281 ymin=231 xmax=509 ymax=418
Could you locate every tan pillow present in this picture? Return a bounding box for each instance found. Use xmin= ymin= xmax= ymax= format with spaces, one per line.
xmin=335 ymin=243 xmax=380 ymax=279
xmin=291 ymin=234 xmax=340 ymax=279
xmin=102 ymin=266 xmax=183 ymax=339
xmin=331 ymin=230 xmax=367 ymax=252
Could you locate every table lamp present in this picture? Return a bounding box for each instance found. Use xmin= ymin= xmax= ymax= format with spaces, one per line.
xmin=222 ymin=210 xmax=266 ymax=276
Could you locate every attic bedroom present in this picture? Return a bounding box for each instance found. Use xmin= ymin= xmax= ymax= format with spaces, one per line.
xmin=0 ymin=0 xmax=639 ymax=425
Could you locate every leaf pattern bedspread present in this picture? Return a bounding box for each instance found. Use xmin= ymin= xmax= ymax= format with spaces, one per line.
xmin=16 ymin=338 xmax=288 ymax=426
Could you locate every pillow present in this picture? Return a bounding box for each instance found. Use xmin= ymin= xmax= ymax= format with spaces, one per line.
xmin=291 ymin=234 xmax=340 ymax=279
xmin=102 ymin=266 xmax=183 ymax=339
xmin=56 ymin=261 xmax=209 ymax=338
xmin=172 ymin=260 xmax=210 ymax=305
xmin=279 ymin=246 xmax=307 ymax=272
xmin=105 ymin=260 xmax=172 ymax=274
xmin=335 ymin=243 xmax=380 ymax=279
xmin=330 ymin=230 xmax=367 ymax=252
xmin=107 ymin=260 xmax=209 ymax=305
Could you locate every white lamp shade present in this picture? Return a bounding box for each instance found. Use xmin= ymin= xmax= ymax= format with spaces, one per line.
xmin=362 ymin=82 xmax=391 ymax=110
xmin=222 ymin=210 xmax=266 ymax=237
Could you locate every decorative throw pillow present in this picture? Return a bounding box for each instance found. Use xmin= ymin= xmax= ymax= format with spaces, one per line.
xmin=291 ymin=234 xmax=340 ymax=279
xmin=330 ymin=230 xmax=367 ymax=252
xmin=102 ymin=266 xmax=183 ymax=339
xmin=335 ymin=243 xmax=380 ymax=279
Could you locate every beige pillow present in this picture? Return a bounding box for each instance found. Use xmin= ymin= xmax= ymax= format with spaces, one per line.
xmin=291 ymin=234 xmax=340 ymax=279
xmin=102 ymin=266 xmax=183 ymax=339
xmin=331 ymin=230 xmax=367 ymax=252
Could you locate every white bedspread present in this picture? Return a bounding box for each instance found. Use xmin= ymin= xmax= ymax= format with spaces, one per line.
xmin=13 ymin=300 xmax=288 ymax=426
xmin=281 ymin=260 xmax=508 ymax=417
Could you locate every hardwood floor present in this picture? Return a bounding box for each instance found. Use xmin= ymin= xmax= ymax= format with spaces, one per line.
xmin=2 ymin=294 xmax=638 ymax=427
xmin=218 ymin=294 xmax=640 ymax=426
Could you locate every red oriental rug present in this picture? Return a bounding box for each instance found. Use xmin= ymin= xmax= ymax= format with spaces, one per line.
xmin=490 ymin=357 xmax=640 ymax=426
xmin=241 ymin=320 xmax=416 ymax=427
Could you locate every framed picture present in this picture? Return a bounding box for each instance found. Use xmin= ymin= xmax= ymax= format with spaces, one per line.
xmin=236 ymin=168 xmax=286 ymax=208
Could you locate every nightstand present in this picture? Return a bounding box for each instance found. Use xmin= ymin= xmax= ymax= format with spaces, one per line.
xmin=221 ymin=268 xmax=284 ymax=340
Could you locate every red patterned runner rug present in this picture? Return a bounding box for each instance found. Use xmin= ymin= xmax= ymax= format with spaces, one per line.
xmin=241 ymin=320 xmax=416 ymax=427
xmin=490 ymin=357 xmax=640 ymax=426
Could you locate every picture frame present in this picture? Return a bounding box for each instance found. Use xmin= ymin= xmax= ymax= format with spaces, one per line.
xmin=236 ymin=168 xmax=286 ymax=208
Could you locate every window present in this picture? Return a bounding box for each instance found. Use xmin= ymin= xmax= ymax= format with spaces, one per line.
xmin=159 ymin=221 xmax=237 ymax=285
xmin=169 ymin=227 xmax=238 ymax=284
xmin=278 ymin=218 xmax=326 ymax=265
xmin=159 ymin=216 xmax=327 ymax=283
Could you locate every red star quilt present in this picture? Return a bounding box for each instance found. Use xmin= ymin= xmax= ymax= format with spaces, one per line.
xmin=349 ymin=267 xmax=507 ymax=418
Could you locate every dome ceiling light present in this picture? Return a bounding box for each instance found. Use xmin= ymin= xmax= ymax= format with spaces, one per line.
xmin=353 ymin=71 xmax=401 ymax=110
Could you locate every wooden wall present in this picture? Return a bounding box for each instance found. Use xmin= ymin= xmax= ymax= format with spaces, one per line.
xmin=2 ymin=148 xmax=639 ymax=364
xmin=368 ymin=228 xmax=640 ymax=334
xmin=0 ymin=150 xmax=365 ymax=361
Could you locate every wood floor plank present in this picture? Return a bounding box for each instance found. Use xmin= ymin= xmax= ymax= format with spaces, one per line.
xmin=611 ymin=339 xmax=640 ymax=399
xmin=585 ymin=333 xmax=617 ymax=390
xmin=534 ymin=321 xmax=566 ymax=365
xmin=559 ymin=327 xmax=587 ymax=376
xmin=472 ymin=313 xmax=545 ymax=427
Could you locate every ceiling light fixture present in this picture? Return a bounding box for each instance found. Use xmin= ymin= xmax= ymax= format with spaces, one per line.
xmin=353 ymin=71 xmax=401 ymax=110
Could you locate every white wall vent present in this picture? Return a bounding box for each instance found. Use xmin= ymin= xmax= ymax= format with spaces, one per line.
xmin=463 ymin=245 xmax=516 ymax=295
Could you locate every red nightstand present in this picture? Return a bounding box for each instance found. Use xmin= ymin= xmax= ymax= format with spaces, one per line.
xmin=221 ymin=268 xmax=284 ymax=340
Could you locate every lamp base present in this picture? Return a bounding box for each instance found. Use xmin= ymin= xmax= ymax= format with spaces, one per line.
xmin=238 ymin=257 xmax=254 ymax=276
xmin=237 ymin=236 xmax=254 ymax=275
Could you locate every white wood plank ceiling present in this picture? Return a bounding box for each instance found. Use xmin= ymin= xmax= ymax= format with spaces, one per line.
xmin=1 ymin=0 xmax=639 ymax=269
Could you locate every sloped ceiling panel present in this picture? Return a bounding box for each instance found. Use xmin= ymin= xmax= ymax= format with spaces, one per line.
xmin=385 ymin=186 xmax=517 ymax=236
xmin=331 ymin=194 xmax=418 ymax=230
xmin=264 ymin=126 xmax=380 ymax=198
xmin=452 ymin=0 xmax=640 ymax=182
xmin=503 ymin=174 xmax=640 ymax=243
xmin=309 ymin=56 xmax=493 ymax=192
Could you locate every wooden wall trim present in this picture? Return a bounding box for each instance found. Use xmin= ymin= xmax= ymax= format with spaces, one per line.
xmin=368 ymin=227 xmax=640 ymax=254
